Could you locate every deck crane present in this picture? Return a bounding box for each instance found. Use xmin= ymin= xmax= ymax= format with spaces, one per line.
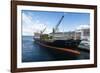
xmin=53 ymin=15 xmax=64 ymax=33
xmin=40 ymin=26 xmax=46 ymax=34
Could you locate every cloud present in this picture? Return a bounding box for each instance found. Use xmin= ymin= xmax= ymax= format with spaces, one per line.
xmin=22 ymin=12 xmax=51 ymax=36
xmin=76 ymin=24 xmax=89 ymax=30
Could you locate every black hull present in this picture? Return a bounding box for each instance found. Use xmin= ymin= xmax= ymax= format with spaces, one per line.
xmin=33 ymin=38 xmax=81 ymax=55
xmin=34 ymin=38 xmax=81 ymax=49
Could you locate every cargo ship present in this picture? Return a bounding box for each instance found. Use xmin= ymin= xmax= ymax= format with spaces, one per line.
xmin=33 ymin=15 xmax=81 ymax=55
xmin=34 ymin=36 xmax=81 ymax=49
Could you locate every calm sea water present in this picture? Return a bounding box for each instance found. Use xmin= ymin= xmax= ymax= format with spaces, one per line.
xmin=22 ymin=36 xmax=89 ymax=62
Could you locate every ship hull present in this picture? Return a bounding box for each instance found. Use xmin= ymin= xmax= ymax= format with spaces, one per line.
xmin=34 ymin=38 xmax=81 ymax=49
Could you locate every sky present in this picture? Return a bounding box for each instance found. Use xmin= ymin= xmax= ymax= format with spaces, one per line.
xmin=22 ymin=10 xmax=90 ymax=36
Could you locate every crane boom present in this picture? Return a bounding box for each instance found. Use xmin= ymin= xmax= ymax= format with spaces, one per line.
xmin=40 ymin=27 xmax=46 ymax=34
xmin=54 ymin=15 xmax=64 ymax=32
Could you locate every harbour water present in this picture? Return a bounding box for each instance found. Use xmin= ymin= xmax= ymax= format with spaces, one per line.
xmin=22 ymin=36 xmax=90 ymax=62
